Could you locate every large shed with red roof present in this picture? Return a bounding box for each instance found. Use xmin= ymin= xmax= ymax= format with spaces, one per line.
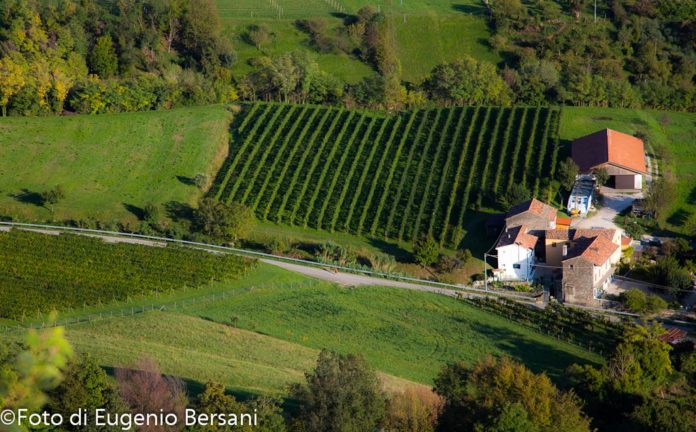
xmin=571 ymin=128 xmax=647 ymax=190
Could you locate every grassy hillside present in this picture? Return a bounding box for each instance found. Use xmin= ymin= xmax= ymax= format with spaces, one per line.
xmin=0 ymin=105 xmax=231 ymax=222
xmin=211 ymin=103 xmax=561 ymax=245
xmin=215 ymin=0 xmax=497 ymax=83
xmin=560 ymin=107 xmax=696 ymax=235
xmin=184 ymin=279 xmax=601 ymax=385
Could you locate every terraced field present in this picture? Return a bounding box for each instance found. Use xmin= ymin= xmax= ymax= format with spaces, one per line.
xmin=211 ymin=103 xmax=561 ymax=244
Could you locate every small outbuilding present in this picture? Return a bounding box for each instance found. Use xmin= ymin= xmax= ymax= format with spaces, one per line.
xmin=571 ymin=129 xmax=647 ymax=190
xmin=567 ymin=174 xmax=596 ymax=215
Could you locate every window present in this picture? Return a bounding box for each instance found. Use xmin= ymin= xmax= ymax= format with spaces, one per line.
xmin=513 ymin=264 xmax=521 ymax=269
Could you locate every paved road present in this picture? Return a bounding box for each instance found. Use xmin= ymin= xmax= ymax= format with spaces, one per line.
xmin=573 ymin=190 xmax=638 ymax=230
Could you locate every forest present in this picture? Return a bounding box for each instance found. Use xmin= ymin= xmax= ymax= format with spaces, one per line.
xmin=1 ymin=1 xmax=694 ymax=115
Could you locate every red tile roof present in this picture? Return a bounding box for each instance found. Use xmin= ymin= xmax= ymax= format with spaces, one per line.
xmin=571 ymin=129 xmax=647 ymax=174
xmin=496 ymin=225 xmax=538 ymax=250
xmin=566 ymin=235 xmax=619 ymax=266
xmin=621 ymin=235 xmax=632 ymax=247
xmin=507 ymin=199 xmax=557 ymax=222
xmin=658 ymin=328 xmax=687 ymax=345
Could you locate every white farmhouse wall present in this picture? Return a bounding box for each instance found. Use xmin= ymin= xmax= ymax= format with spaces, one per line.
xmin=496 ymin=244 xmax=535 ymax=281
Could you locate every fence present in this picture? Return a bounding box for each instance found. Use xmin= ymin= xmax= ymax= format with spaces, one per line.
xmin=0 ymin=280 xmax=320 ymax=336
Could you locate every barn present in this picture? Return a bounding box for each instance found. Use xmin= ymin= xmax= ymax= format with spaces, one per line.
xmin=571 ymin=129 xmax=647 ymax=190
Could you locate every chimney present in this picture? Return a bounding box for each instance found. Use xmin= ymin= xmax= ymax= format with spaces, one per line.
xmin=562 ymin=244 xmax=568 ymax=257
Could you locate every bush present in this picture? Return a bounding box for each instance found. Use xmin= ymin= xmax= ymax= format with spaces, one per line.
xmin=414 ymin=236 xmax=440 ymax=267
xmin=620 ymin=289 xmax=668 ymax=315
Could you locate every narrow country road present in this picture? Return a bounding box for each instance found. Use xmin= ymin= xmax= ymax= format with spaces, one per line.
xmin=260 ymin=259 xmax=465 ymax=298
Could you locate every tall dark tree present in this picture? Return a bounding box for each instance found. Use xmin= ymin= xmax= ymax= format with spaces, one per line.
xmin=290 ymin=350 xmax=385 ymax=432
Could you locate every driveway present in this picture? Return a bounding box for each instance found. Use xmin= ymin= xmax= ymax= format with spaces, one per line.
xmin=572 ymin=190 xmax=639 ymax=230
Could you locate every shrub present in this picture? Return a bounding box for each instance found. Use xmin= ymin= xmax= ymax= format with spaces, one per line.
xmin=414 ymin=236 xmax=440 ymax=267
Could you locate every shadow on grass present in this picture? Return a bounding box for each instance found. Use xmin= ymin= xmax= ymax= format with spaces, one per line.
xmin=666 ymin=208 xmax=692 ymax=227
xmin=10 ymin=189 xmax=44 ymax=207
xmin=367 ymin=238 xmax=413 ymax=263
xmin=687 ymin=186 xmax=696 ymax=205
xmin=451 ymin=4 xmax=488 ymax=16
xmin=468 ymin=322 xmax=602 ymax=387
xmin=123 ymin=203 xmax=145 ymax=220
xmin=176 ymin=175 xmax=196 ymax=186
xmin=164 ymin=201 xmax=194 ymax=223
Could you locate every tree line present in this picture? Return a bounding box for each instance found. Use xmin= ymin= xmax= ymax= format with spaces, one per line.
xmin=3 ymin=321 xmax=694 ymax=431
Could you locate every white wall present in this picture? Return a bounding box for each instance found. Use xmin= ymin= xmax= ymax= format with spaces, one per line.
xmin=635 ymin=174 xmax=643 ymax=189
xmin=496 ymin=244 xmax=535 ymax=281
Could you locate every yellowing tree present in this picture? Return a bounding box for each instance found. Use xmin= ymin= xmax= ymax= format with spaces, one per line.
xmin=0 ymin=56 xmax=27 ymax=116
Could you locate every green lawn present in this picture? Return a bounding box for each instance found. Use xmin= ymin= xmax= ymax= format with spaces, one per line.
xmin=183 ymin=278 xmax=602 ymax=385
xmin=0 ymin=105 xmax=231 ymax=223
xmin=560 ymin=107 xmax=696 ymax=234
xmin=215 ymin=0 xmax=498 ymax=84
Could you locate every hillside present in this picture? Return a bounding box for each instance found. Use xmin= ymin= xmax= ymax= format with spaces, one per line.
xmin=211 ymin=103 xmax=561 ymax=245
xmin=0 ymin=105 xmax=231 ymax=222
xmin=215 ymin=0 xmax=497 ymax=83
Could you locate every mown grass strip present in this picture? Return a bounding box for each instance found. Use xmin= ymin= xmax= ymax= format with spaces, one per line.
xmin=262 ymin=108 xmax=322 ymax=220
xmin=520 ymin=107 xmax=541 ymax=188
xmin=225 ymin=105 xmax=287 ymax=203
xmin=505 ymin=107 xmax=529 ymax=190
xmin=356 ymin=115 xmax=406 ymax=235
xmin=533 ymin=109 xmax=552 ymax=197
xmin=214 ymin=103 xmax=274 ymax=200
xmin=315 ymin=114 xmax=367 ymax=229
xmin=492 ymin=107 xmax=517 ymax=194
xmin=411 ymin=108 xmax=455 ymax=240
xmin=250 ymin=106 xmax=310 ymax=212
xmin=384 ymin=110 xmax=430 ymax=238
xmin=369 ymin=110 xmax=418 ymax=236
xmin=238 ymin=105 xmax=298 ymax=204
xmin=276 ymin=108 xmax=334 ymax=224
xmin=343 ymin=117 xmax=391 ymax=232
xmin=301 ymin=111 xmax=356 ymax=227
xmin=428 ymin=107 xmax=468 ymax=240
xmin=328 ymin=117 xmax=378 ymax=232
xmin=440 ymin=107 xmax=480 ymax=245
xmin=288 ymin=109 xmax=346 ymax=224
xmin=457 ymin=107 xmax=492 ymax=228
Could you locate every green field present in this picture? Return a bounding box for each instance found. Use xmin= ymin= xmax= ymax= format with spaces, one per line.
xmin=560 ymin=107 xmax=696 ymax=234
xmin=54 ymin=266 xmax=600 ymax=396
xmin=0 ymin=105 xmax=231 ymax=222
xmin=211 ymin=103 xmax=561 ymax=245
xmin=215 ymin=0 xmax=498 ymax=83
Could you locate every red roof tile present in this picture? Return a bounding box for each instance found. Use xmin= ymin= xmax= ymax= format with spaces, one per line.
xmin=566 ymin=235 xmax=619 ymax=266
xmin=572 ymin=129 xmax=647 ymax=174
xmin=507 ymin=199 xmax=557 ymax=222
xmin=496 ymin=225 xmax=538 ymax=250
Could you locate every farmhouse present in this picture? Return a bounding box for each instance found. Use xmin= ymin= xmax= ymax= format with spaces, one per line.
xmin=494 ymin=225 xmax=538 ymax=281
xmin=555 ymin=229 xmax=622 ymax=306
xmin=505 ymin=198 xmax=557 ymax=233
xmin=571 ymin=128 xmax=647 ymax=190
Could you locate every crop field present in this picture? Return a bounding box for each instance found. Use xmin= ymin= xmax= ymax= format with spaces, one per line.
xmin=0 ymin=230 xmax=253 ymax=320
xmin=211 ymin=103 xmax=561 ymax=244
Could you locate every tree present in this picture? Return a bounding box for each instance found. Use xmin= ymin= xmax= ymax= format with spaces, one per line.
xmin=289 ymin=350 xmax=385 ymax=432
xmin=426 ymin=57 xmax=512 ymax=106
xmin=630 ymin=396 xmax=695 ymax=432
xmin=194 ymin=198 xmax=256 ymax=242
xmin=435 ymin=356 xmax=591 ymax=432
xmin=115 ymin=357 xmax=187 ymax=429
xmin=0 ymin=328 xmax=73 ymax=422
xmin=499 ymin=183 xmax=531 ymax=210
xmin=41 ymin=185 xmax=65 ymax=213
xmin=143 ymin=202 xmax=160 ymax=224
xmin=89 ymin=35 xmax=119 ymax=78
xmin=593 ymin=167 xmax=610 ymax=186
xmin=413 ymin=236 xmax=440 ymax=267
xmin=0 ymin=55 xmax=26 ymax=116
xmin=247 ymin=24 xmax=270 ymax=50
xmin=196 ymin=382 xmax=251 ymax=432
xmin=557 ymin=158 xmax=579 ymax=191
xmin=620 ymin=289 xmax=667 ymax=315
xmin=643 ymin=178 xmax=677 ymax=219
xmin=48 ymin=354 xmax=126 ymax=427
xmin=193 ymin=173 xmax=208 ymax=189
xmin=383 ymin=387 xmax=443 ymax=432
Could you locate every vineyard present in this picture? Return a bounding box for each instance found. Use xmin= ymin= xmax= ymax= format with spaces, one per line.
xmin=0 ymin=230 xmax=254 ymax=320
xmin=211 ymin=103 xmax=561 ymax=244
